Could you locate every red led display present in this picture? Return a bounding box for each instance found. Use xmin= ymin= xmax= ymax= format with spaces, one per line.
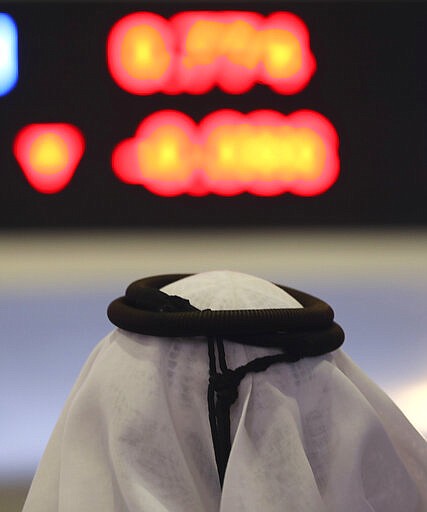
xmin=112 ymin=110 xmax=339 ymax=197
xmin=13 ymin=124 xmax=85 ymax=193
xmin=11 ymin=11 xmax=339 ymax=199
xmin=107 ymin=11 xmax=316 ymax=95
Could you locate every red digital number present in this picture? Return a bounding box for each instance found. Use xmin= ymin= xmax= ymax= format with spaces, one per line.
xmin=112 ymin=110 xmax=339 ymax=197
xmin=13 ymin=124 xmax=85 ymax=194
xmin=107 ymin=11 xmax=316 ymax=95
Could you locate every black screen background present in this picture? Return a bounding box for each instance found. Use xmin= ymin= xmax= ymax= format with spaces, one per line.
xmin=1 ymin=2 xmax=426 ymax=229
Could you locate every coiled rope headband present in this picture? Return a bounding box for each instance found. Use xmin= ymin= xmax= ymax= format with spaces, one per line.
xmin=108 ymin=274 xmax=345 ymax=487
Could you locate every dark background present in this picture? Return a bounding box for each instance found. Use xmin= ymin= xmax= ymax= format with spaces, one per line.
xmin=1 ymin=2 xmax=426 ymax=228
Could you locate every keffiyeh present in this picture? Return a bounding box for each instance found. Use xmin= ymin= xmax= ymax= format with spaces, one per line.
xmin=23 ymin=271 xmax=427 ymax=511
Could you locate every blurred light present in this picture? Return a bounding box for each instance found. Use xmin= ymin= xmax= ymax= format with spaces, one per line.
xmin=107 ymin=11 xmax=316 ymax=95
xmin=13 ymin=124 xmax=85 ymax=193
xmin=0 ymin=13 xmax=18 ymax=96
xmin=390 ymin=380 xmax=427 ymax=439
xmin=107 ymin=12 xmax=174 ymax=95
xmin=112 ymin=110 xmax=339 ymax=196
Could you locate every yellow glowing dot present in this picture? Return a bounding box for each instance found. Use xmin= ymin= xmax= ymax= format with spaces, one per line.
xmin=299 ymin=145 xmax=314 ymax=166
xmin=158 ymin=140 xmax=178 ymax=167
xmin=121 ymin=25 xmax=170 ymax=80
xmin=29 ymin=132 xmax=69 ymax=175
xmin=135 ymin=41 xmax=153 ymax=65
xmin=218 ymin=142 xmax=235 ymax=164
xmin=137 ymin=126 xmax=195 ymax=181
xmin=262 ymin=29 xmax=302 ymax=79
xmin=270 ymin=44 xmax=292 ymax=67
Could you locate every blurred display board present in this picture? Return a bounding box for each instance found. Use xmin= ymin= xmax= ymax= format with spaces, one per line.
xmin=0 ymin=2 xmax=426 ymax=228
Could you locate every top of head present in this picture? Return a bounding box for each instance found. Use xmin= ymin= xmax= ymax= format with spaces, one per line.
xmin=161 ymin=271 xmax=303 ymax=311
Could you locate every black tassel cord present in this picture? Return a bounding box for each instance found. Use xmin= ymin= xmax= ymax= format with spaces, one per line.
xmin=207 ymin=335 xmax=303 ymax=487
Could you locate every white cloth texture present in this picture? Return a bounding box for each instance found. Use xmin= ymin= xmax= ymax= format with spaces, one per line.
xmin=23 ymin=271 xmax=427 ymax=512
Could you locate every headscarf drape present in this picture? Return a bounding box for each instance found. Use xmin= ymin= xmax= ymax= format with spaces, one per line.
xmin=23 ymin=271 xmax=427 ymax=512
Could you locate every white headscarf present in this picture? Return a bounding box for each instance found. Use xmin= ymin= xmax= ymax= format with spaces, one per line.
xmin=23 ymin=271 xmax=427 ymax=512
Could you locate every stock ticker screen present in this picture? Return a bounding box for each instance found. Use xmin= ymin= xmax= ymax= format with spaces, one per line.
xmin=1 ymin=2 xmax=426 ymax=228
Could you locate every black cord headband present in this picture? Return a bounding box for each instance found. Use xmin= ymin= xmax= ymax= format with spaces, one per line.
xmin=107 ymin=274 xmax=345 ymax=487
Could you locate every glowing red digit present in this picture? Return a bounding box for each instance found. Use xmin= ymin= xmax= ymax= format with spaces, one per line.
xmin=112 ymin=110 xmax=339 ymax=197
xmin=107 ymin=11 xmax=316 ymax=95
xmin=13 ymin=124 xmax=85 ymax=194
xmin=107 ymin=12 xmax=174 ymax=95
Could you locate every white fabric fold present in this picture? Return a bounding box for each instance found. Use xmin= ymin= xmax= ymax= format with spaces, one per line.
xmin=23 ymin=271 xmax=427 ymax=512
